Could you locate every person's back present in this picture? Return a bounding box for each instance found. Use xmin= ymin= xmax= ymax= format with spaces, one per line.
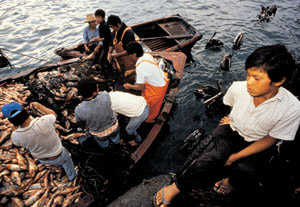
xmin=12 ymin=114 xmax=62 ymax=159
xmin=75 ymin=77 xmax=120 ymax=149
xmin=136 ymin=53 xmax=166 ymax=87
xmin=1 ymin=101 xmax=77 ymax=180
xmin=75 ymin=91 xmax=116 ymax=133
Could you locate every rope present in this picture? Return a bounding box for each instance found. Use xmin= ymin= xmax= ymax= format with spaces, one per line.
xmin=0 ymin=47 xmax=51 ymax=62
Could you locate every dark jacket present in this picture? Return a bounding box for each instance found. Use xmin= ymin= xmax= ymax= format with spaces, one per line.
xmin=98 ymin=21 xmax=113 ymax=52
xmin=112 ymin=22 xmax=135 ymax=50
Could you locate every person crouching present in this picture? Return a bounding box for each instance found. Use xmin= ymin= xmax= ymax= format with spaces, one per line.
xmin=75 ymin=77 xmax=120 ymax=149
xmin=1 ymin=102 xmax=77 ymax=180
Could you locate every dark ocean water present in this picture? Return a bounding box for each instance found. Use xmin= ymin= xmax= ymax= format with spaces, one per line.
xmin=1 ymin=0 xmax=300 ymax=177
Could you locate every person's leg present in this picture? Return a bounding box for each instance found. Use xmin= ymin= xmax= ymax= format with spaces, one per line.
xmin=39 ymin=147 xmax=77 ymax=180
xmin=60 ymin=147 xmax=77 ymax=180
xmin=126 ymin=105 xmax=149 ymax=144
xmin=93 ymin=136 xmax=110 ymax=149
xmin=227 ymin=146 xmax=277 ymax=191
xmin=108 ymin=127 xmax=120 ymax=145
xmin=154 ymin=124 xmax=241 ymax=206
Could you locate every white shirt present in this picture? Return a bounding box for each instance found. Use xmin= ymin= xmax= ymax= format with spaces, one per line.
xmin=223 ymin=81 xmax=300 ymax=143
xmin=11 ymin=114 xmax=62 ymax=159
xmin=136 ymin=53 xmax=166 ymax=87
xmin=109 ymin=91 xmax=147 ymax=117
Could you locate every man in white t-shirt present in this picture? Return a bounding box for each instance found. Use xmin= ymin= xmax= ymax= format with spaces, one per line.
xmin=109 ymin=91 xmax=149 ymax=146
xmin=153 ymin=45 xmax=300 ymax=207
xmin=1 ymin=101 xmax=77 ymax=180
xmin=123 ymin=42 xmax=169 ymax=123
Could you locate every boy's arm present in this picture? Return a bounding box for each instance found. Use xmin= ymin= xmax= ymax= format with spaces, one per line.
xmin=225 ymin=135 xmax=277 ymax=166
xmin=123 ymin=83 xmax=145 ymax=91
xmin=30 ymin=102 xmax=57 ymax=118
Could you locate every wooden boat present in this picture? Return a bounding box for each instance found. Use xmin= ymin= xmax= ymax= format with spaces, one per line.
xmin=0 ymin=51 xmax=186 ymax=206
xmin=55 ymin=14 xmax=202 ymax=60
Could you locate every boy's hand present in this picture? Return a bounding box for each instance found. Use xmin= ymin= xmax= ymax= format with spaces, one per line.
xmin=123 ymin=83 xmax=131 ymax=90
xmin=225 ymin=153 xmax=240 ymax=166
xmin=219 ymin=115 xmax=230 ymax=125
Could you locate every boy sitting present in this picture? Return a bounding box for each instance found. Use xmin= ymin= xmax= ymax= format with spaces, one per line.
xmin=153 ymin=44 xmax=300 ymax=207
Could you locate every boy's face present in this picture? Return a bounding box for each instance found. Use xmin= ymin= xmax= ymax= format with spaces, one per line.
xmin=96 ymin=16 xmax=103 ymax=24
xmin=109 ymin=24 xmax=120 ymax=33
xmin=246 ymin=67 xmax=275 ymax=98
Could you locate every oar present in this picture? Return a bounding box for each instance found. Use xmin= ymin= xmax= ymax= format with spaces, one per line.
xmin=207 ymin=32 xmax=217 ymax=43
xmin=138 ymin=34 xmax=193 ymax=41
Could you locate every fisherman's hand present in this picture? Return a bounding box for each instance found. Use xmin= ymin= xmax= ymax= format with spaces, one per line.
xmin=225 ymin=153 xmax=239 ymax=166
xmin=94 ymin=47 xmax=100 ymax=54
xmin=90 ymin=37 xmax=97 ymax=43
xmin=123 ymin=83 xmax=131 ymax=90
xmin=30 ymin=102 xmax=41 ymax=109
xmin=219 ymin=115 xmax=230 ymax=125
xmin=107 ymin=53 xmax=112 ymax=63
xmin=84 ymin=45 xmax=90 ymax=53
xmin=124 ymin=71 xmax=131 ymax=77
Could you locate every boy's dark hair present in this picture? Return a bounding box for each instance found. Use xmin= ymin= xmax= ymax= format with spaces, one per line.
xmin=95 ymin=9 xmax=105 ymax=18
xmin=8 ymin=109 xmax=29 ymax=126
xmin=107 ymin=15 xmax=121 ymax=27
xmin=126 ymin=41 xmax=144 ymax=57
xmin=77 ymin=77 xmax=98 ymax=99
xmin=245 ymin=44 xmax=295 ymax=83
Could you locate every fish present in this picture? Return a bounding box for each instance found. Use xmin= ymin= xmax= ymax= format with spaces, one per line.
xmin=24 ymin=189 xmax=45 ymax=206
xmin=0 ymin=128 xmax=12 ymax=146
xmin=10 ymin=197 xmax=24 ymax=207
xmin=232 ymin=32 xmax=244 ymax=50
xmin=1 ymin=164 xmax=27 ymax=171
xmin=51 ymin=195 xmax=64 ymax=207
xmin=21 ymin=178 xmax=33 ymax=188
xmin=31 ymin=188 xmax=50 ymax=207
xmin=15 ymin=149 xmax=27 ymax=167
xmin=11 ymin=171 xmax=22 ymax=186
xmin=0 ymin=185 xmax=25 ymax=196
xmin=62 ymin=192 xmax=83 ymax=207
xmin=61 ymin=133 xmax=85 ymax=141
xmin=66 ymin=87 xmax=78 ymax=102
xmin=32 ymin=169 xmax=47 ymax=183
xmin=25 ymin=154 xmax=38 ymax=177
xmin=0 ymin=169 xmax=10 ymax=177
xmin=43 ymin=171 xmax=50 ymax=188
xmin=220 ymin=53 xmax=232 ymax=71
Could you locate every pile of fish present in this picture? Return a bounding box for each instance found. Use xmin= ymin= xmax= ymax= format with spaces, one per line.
xmin=0 ymin=83 xmax=87 ymax=206
xmin=26 ymin=61 xmax=117 ymax=133
xmin=0 ymin=147 xmax=82 ymax=207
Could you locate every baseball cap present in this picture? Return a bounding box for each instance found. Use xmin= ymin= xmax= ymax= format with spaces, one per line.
xmin=1 ymin=102 xmax=23 ymax=119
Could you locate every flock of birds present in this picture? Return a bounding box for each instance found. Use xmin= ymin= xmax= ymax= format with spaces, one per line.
xmin=195 ymin=5 xmax=278 ymax=109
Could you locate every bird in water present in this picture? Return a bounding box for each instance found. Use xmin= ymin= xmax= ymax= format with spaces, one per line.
xmin=232 ymin=32 xmax=244 ymax=50
xmin=0 ymin=49 xmax=12 ymax=68
xmin=267 ymin=5 xmax=277 ymax=17
xmin=194 ymin=79 xmax=224 ymax=100
xmin=220 ymin=53 xmax=233 ymax=71
xmin=194 ymin=79 xmax=226 ymax=112
xmin=258 ymin=4 xmax=277 ymax=22
xmin=205 ymin=32 xmax=224 ymax=50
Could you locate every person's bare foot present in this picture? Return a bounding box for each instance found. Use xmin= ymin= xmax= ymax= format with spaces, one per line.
xmin=154 ymin=183 xmax=180 ymax=207
xmin=214 ymin=177 xmax=234 ymax=195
